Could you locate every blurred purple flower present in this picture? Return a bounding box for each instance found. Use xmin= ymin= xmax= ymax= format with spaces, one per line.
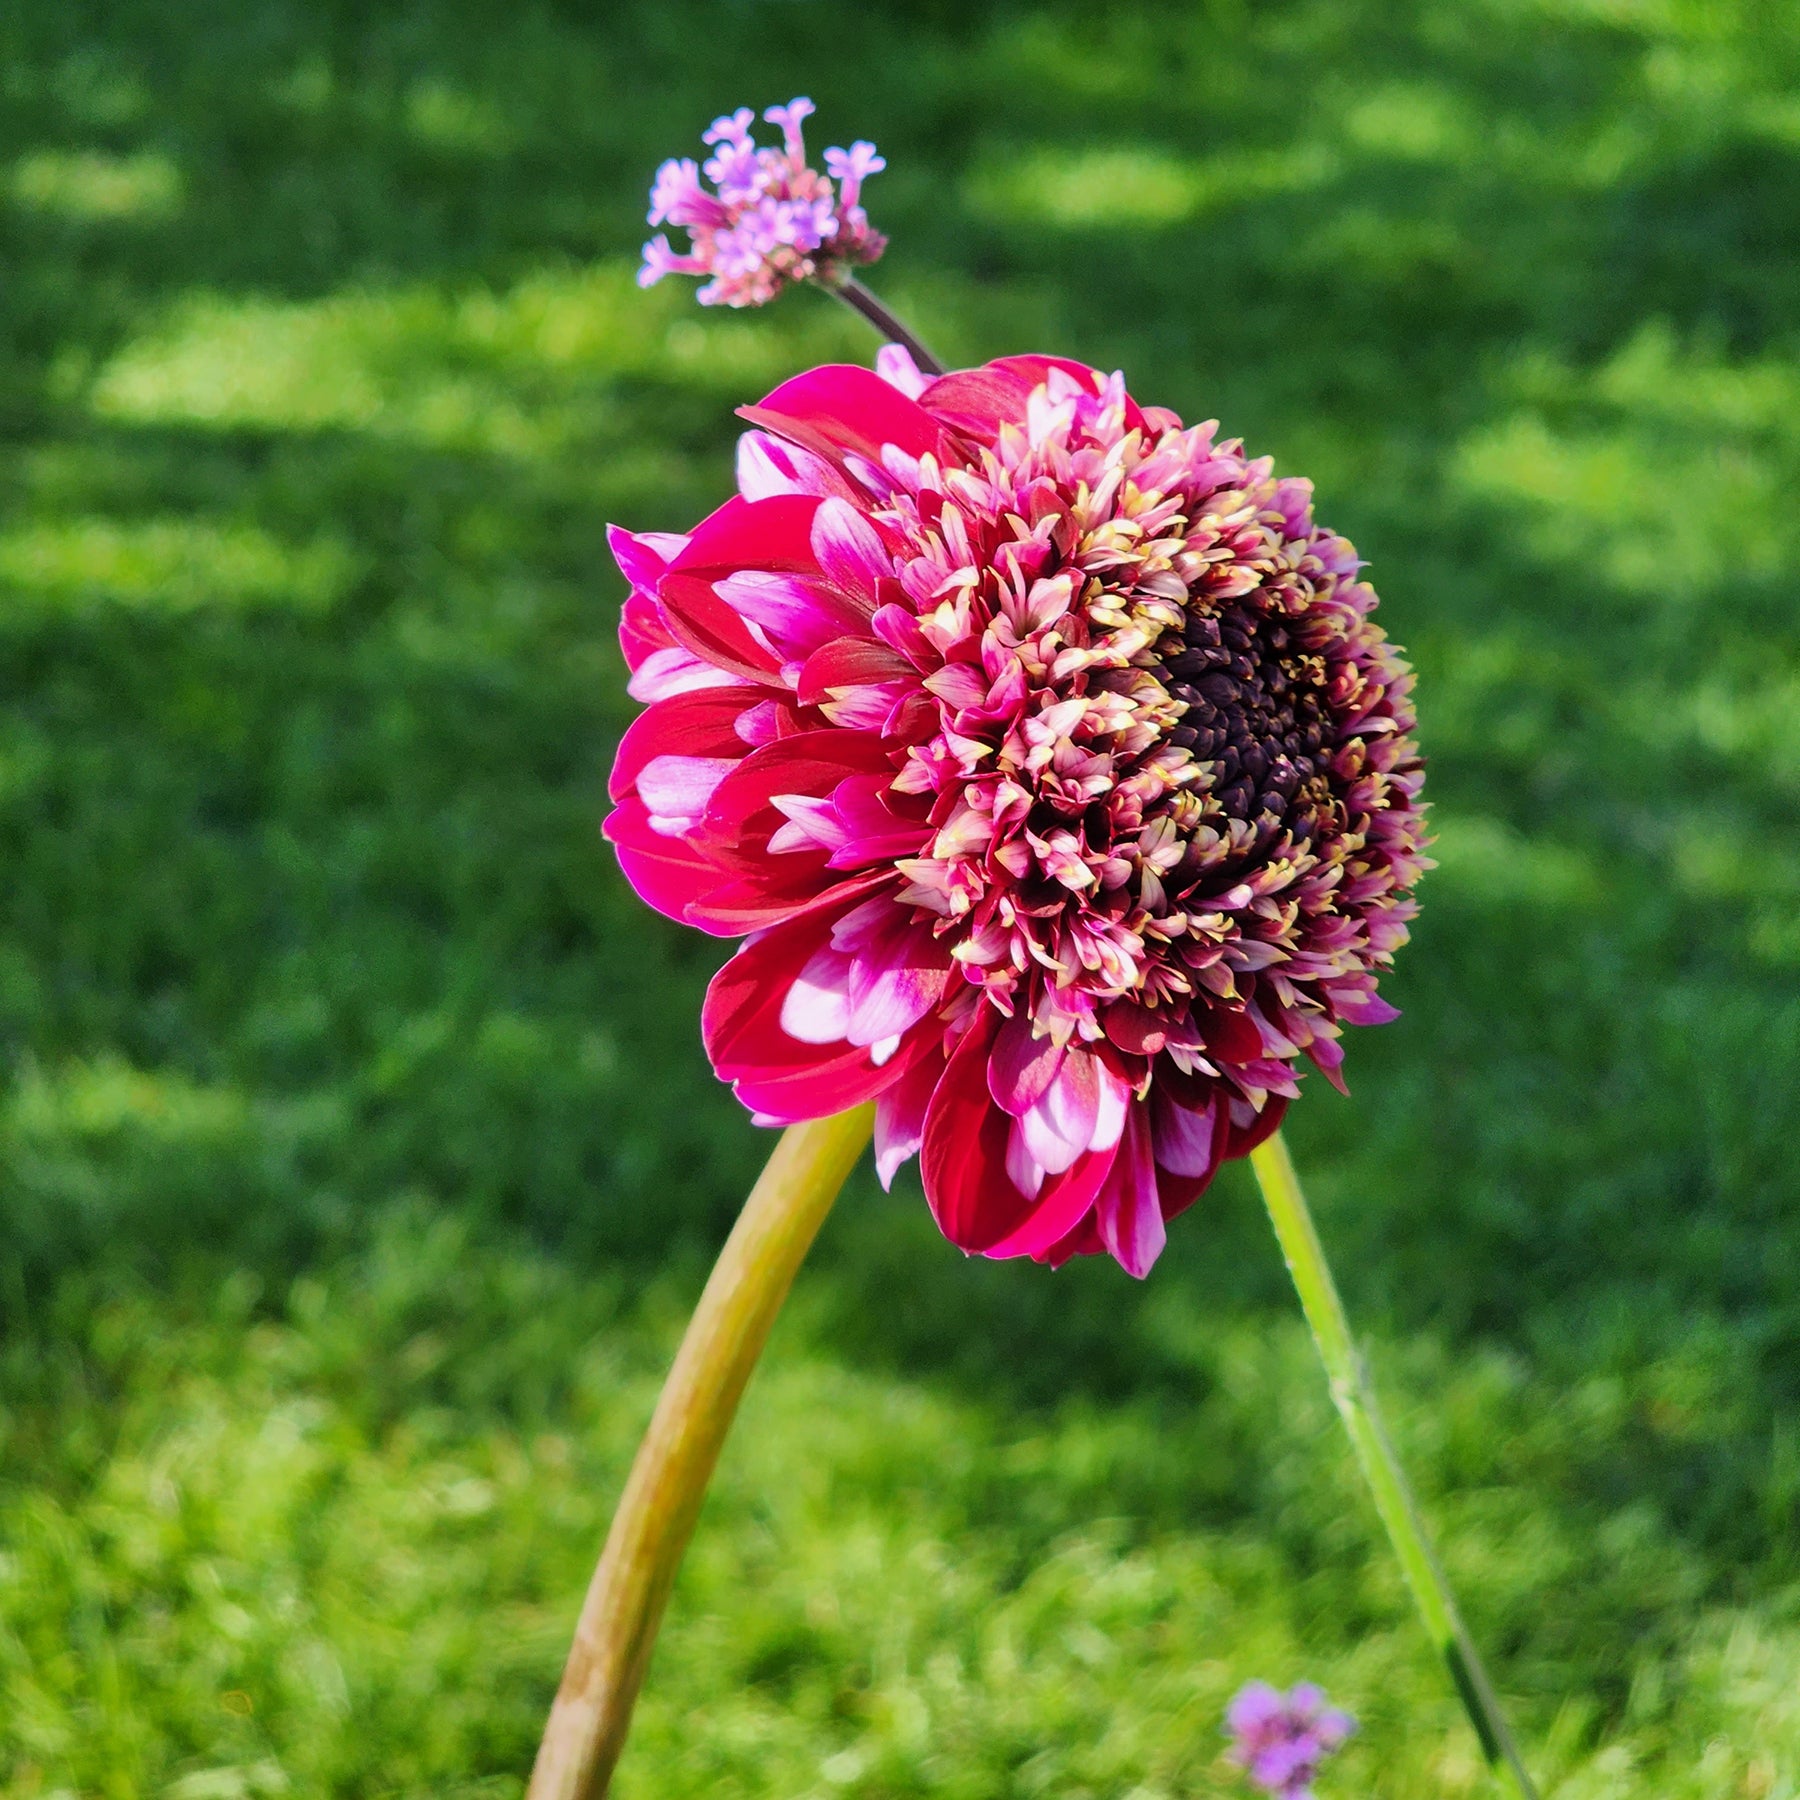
xmin=1226 ymin=1681 xmax=1356 ymax=1799
xmin=639 ymin=98 xmax=887 ymax=308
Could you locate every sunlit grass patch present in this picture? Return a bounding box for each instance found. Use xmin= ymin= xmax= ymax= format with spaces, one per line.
xmin=1342 ymin=82 xmax=1481 ymax=161
xmin=7 ymin=147 xmax=183 ymax=222
xmin=404 ymin=77 xmax=515 ymax=155
xmin=0 ymin=517 xmax=358 ymax=615
xmin=965 ymin=142 xmax=1334 ymax=229
xmin=1452 ymin=412 xmax=1789 ymax=600
xmin=1428 ymin=815 xmax=1604 ymax=911
xmin=86 ymin=265 xmax=869 ymax=459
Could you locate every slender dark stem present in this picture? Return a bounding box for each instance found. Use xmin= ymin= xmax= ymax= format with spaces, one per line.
xmin=819 ymin=274 xmax=946 ymax=376
xmin=1250 ymin=1133 xmax=1539 ymax=1799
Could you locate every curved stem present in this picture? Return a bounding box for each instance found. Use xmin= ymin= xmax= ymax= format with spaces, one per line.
xmin=819 ymin=274 xmax=946 ymax=376
xmin=1249 ymin=1131 xmax=1539 ymax=1800
xmin=528 ymin=1105 xmax=875 ymax=1800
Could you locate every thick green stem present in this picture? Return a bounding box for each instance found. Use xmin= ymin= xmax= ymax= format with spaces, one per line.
xmin=528 ymin=1106 xmax=874 ymax=1800
xmin=1250 ymin=1131 xmax=1539 ymax=1799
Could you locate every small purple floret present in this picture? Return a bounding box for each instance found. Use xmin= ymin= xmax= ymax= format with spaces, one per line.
xmin=1226 ymin=1681 xmax=1356 ymax=1800
xmin=638 ymin=97 xmax=887 ymax=308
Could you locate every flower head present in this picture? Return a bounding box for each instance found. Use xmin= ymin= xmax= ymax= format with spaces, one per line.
xmin=1226 ymin=1681 xmax=1356 ymax=1798
xmin=639 ymin=100 xmax=888 ymax=308
xmin=606 ymin=352 xmax=1428 ymax=1276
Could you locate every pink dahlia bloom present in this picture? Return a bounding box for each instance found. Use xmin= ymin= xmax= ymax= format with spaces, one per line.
xmin=1226 ymin=1680 xmax=1356 ymax=1798
xmin=605 ymin=350 xmax=1428 ymax=1276
xmin=639 ymin=99 xmax=887 ymax=308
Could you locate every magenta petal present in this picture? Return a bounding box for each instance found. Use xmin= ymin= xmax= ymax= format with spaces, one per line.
xmin=636 ymin=753 xmax=736 ymax=833
xmin=920 ymin=1012 xmax=1035 ymax=1253
xmin=810 ymin=495 xmax=893 ymax=605
xmin=610 ymin=687 xmax=760 ymax=803
xmin=735 ymin=430 xmax=857 ymax=503
xmin=602 ymin=794 xmax=721 ymax=923
xmin=739 ymin=364 xmax=944 ymax=467
xmin=983 ymin=1140 xmax=1116 ymax=1261
xmin=656 ymin=571 xmax=787 ymax=683
xmin=987 ymin=1011 xmax=1065 ymax=1117
xmin=873 ymin=1044 xmax=943 ymax=1188
xmin=1224 ymin=1093 xmax=1289 ymax=1161
xmin=703 ymin=907 xmax=913 ymax=1119
xmin=682 ymin=864 xmax=889 ymax=937
xmin=844 ymin=946 xmax=949 ymax=1046
xmin=700 ymin=731 xmax=893 ymax=869
xmin=618 ymin=589 xmax=672 ymax=673
xmin=777 ymin=941 xmax=853 ymax=1044
xmin=916 ymin=356 xmax=1101 ymax=437
xmin=672 ymin=492 xmax=824 ymax=578
xmin=715 ymin=569 xmax=865 ymax=660
xmin=1093 ymin=1102 xmax=1166 ymax=1278
xmin=627 ymin=646 xmax=747 ymax=704
xmin=607 ymin=522 xmax=684 ymax=592
xmin=1149 ymin=1088 xmax=1223 ymax=1178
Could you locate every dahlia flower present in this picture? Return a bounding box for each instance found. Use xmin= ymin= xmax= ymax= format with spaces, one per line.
xmin=1226 ymin=1681 xmax=1356 ymax=1799
xmin=605 ymin=350 xmax=1427 ymax=1277
xmin=639 ymin=98 xmax=887 ymax=308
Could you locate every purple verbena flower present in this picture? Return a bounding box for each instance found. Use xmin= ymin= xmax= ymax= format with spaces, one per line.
xmin=638 ymin=98 xmax=888 ymax=308
xmin=1226 ymin=1682 xmax=1356 ymax=1800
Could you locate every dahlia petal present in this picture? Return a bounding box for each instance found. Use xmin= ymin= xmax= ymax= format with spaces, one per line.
xmin=637 ymin=753 xmax=737 ymax=835
xmin=796 ymin=636 xmax=914 ymax=707
xmin=739 ymin=364 xmax=944 ymax=467
xmin=607 ymin=522 xmax=687 ymax=593
xmin=916 ymin=356 xmax=1102 ymax=437
xmin=987 ymin=1011 xmax=1065 ymax=1117
xmin=810 ymin=496 xmax=892 ymax=605
xmin=610 ymin=687 xmax=763 ymax=803
xmin=1093 ymin=1103 xmax=1166 ymax=1278
xmin=684 ymin=867 xmax=890 ymax=936
xmin=1334 ymin=989 xmax=1401 ymax=1027
xmin=735 ymin=430 xmax=856 ymax=502
xmin=874 ymin=343 xmax=928 ymax=398
xmin=656 ymin=571 xmax=787 ymax=683
xmin=603 ymin=794 xmax=722 ymax=922
xmin=1223 ymin=1093 xmax=1289 ymax=1161
xmin=873 ymin=1043 xmax=942 ymax=1188
xmin=1004 ymin=1126 xmax=1045 ymax=1201
xmin=984 ymin=1136 xmax=1117 ymax=1262
xmin=779 ymin=943 xmax=854 ymax=1043
xmin=921 ymin=1012 xmax=1036 ymax=1253
xmin=844 ymin=935 xmax=950 ymax=1045
xmin=618 ymin=589 xmax=673 ymax=673
xmin=1091 ymin=1060 xmax=1130 ymax=1152
xmin=1196 ymin=998 xmax=1268 ymax=1068
xmin=1150 ymin=1088 xmax=1224 ymax=1178
xmin=1018 ymin=1047 xmax=1100 ymax=1173
xmin=704 ymin=905 xmax=915 ymax=1119
xmin=672 ymin=492 xmax=824 ymax=578
xmin=716 ymin=569 xmax=866 ymax=659
xmin=626 ymin=645 xmax=748 ymax=703
xmin=700 ymin=731 xmax=894 ymax=870
xmin=1305 ymin=1032 xmax=1350 ymax=1096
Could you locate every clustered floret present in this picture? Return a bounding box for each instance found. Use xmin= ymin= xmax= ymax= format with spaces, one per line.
xmin=639 ymin=98 xmax=887 ymax=308
xmin=1226 ymin=1681 xmax=1357 ymax=1799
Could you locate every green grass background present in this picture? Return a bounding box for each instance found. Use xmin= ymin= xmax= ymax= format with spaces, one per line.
xmin=1 ymin=1 xmax=1798 ymax=1793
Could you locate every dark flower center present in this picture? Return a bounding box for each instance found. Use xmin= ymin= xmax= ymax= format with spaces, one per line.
xmin=1162 ymin=600 xmax=1334 ymax=837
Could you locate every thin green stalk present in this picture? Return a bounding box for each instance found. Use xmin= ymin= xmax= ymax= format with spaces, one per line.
xmin=819 ymin=273 xmax=946 ymax=376
xmin=1249 ymin=1131 xmax=1539 ymax=1799
xmin=527 ymin=1106 xmax=874 ymax=1800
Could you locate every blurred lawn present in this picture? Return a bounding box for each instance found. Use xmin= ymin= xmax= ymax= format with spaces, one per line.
xmin=1 ymin=1 xmax=1798 ymax=1795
